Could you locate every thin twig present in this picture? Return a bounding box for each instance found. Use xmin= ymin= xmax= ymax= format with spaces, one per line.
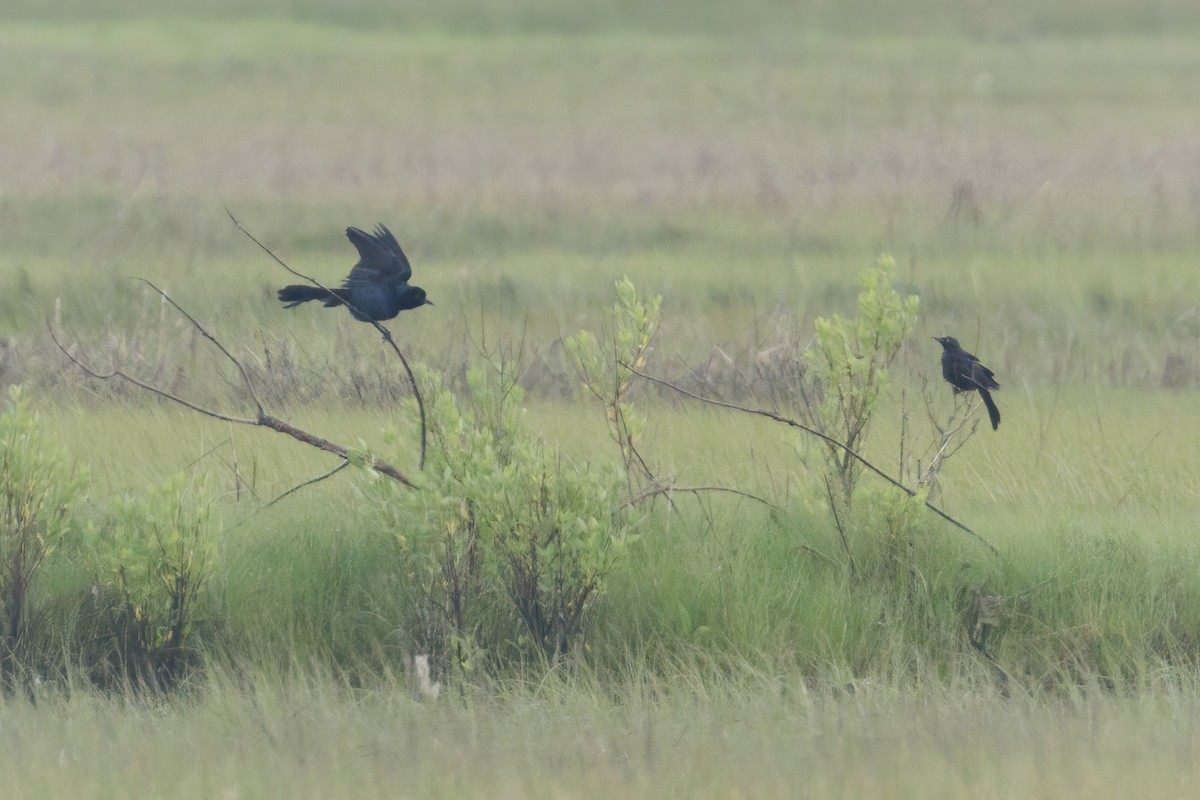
xmin=180 ymin=438 xmax=231 ymax=473
xmin=624 ymin=363 xmax=1000 ymax=556
xmin=225 ymin=208 xmax=427 ymax=470
xmin=1115 ymin=429 xmax=1162 ymax=508
xmin=622 ymin=327 xmax=661 ymax=487
xmin=622 ymin=482 xmax=779 ymax=511
xmin=50 ymin=326 xmax=257 ymax=424
xmin=140 ymin=278 xmax=264 ymax=416
xmin=824 ymin=473 xmax=857 ymax=578
xmin=378 ymin=326 xmax=428 ymax=470
xmin=178 ymin=436 xmax=260 ymax=503
xmin=225 ymin=208 xmax=340 ymax=303
xmin=920 ymin=402 xmax=977 ymax=487
xmin=264 ymin=460 xmax=350 ymax=508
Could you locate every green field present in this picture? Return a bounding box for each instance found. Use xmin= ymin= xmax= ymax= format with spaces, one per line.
xmin=3 ymin=1 xmax=1200 ymax=797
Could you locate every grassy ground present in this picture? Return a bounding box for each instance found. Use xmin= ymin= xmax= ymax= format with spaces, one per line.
xmin=3 ymin=1 xmax=1200 ymax=796
xmin=6 ymin=677 xmax=1200 ymax=799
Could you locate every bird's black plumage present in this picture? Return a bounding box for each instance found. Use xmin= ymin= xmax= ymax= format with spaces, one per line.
xmin=278 ymin=224 xmax=432 ymax=322
xmin=934 ymin=336 xmax=1001 ymax=431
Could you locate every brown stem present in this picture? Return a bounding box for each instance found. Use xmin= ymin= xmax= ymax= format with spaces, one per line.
xmin=623 ymin=362 xmax=999 ymax=557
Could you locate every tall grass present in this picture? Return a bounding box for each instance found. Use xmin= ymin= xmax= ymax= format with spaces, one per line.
xmin=5 ymin=666 xmax=1200 ymax=798
xmin=3 ymin=2 xmax=1200 ymax=794
xmin=28 ymin=393 xmax=1200 ymax=692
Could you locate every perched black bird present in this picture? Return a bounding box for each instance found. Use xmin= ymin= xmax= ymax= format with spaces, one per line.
xmin=278 ymin=224 xmax=432 ymax=322
xmin=934 ymin=336 xmax=1001 ymax=430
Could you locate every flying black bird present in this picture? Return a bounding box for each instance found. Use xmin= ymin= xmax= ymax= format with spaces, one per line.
xmin=278 ymin=224 xmax=432 ymax=322
xmin=934 ymin=336 xmax=1001 ymax=431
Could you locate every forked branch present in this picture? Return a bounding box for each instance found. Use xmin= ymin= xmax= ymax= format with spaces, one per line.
xmin=625 ymin=363 xmax=999 ymax=556
xmin=48 ymin=294 xmax=418 ymax=489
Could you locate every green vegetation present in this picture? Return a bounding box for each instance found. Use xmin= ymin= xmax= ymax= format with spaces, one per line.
xmin=375 ymin=357 xmax=634 ymax=666
xmin=0 ymin=387 xmax=82 ymax=690
xmin=82 ymin=476 xmax=218 ymax=688
xmin=804 ymin=256 xmax=919 ymax=502
xmin=2 ymin=0 xmax=1200 ymax=795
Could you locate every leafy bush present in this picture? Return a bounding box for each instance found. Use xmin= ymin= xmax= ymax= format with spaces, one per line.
xmin=564 ymin=277 xmax=662 ymax=491
xmin=374 ymin=358 xmax=634 ymax=673
xmin=85 ymin=476 xmax=218 ymax=690
xmin=0 ymin=386 xmax=82 ymax=691
xmin=801 ymin=255 xmax=919 ymax=504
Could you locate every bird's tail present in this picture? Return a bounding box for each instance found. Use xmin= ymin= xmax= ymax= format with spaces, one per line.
xmin=278 ymin=285 xmax=342 ymax=308
xmin=979 ymin=388 xmax=1001 ymax=431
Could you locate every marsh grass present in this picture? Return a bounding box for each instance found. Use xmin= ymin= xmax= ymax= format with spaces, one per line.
xmin=4 ymin=666 xmax=1200 ymax=799
xmin=4 ymin=1 xmax=1200 ymax=795
xmin=5 ymin=13 xmax=1200 ymax=397
xmin=30 ymin=390 xmax=1200 ymax=690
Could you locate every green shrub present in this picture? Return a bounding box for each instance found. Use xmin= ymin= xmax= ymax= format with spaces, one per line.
xmin=85 ymin=476 xmax=218 ymax=690
xmin=564 ymin=276 xmax=662 ymax=491
xmin=373 ymin=358 xmax=635 ymax=673
xmin=0 ymin=386 xmax=82 ymax=691
xmin=802 ymin=255 xmax=919 ymax=503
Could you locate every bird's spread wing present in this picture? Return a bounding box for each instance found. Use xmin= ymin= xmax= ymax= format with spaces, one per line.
xmin=344 ymin=224 xmax=412 ymax=284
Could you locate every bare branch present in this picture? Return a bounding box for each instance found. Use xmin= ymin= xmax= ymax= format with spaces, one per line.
xmin=622 ymin=481 xmax=779 ymax=511
xmin=49 ymin=316 xmax=418 ymax=490
xmin=264 ymin=459 xmax=350 ymax=508
xmin=824 ymin=473 xmax=857 ymax=577
xmin=225 ymin=207 xmax=331 ymax=292
xmin=140 ymin=278 xmax=264 ymax=416
xmin=180 ymin=438 xmax=232 ymax=473
xmin=255 ymin=413 xmax=414 ymax=486
xmin=917 ymin=391 xmax=985 ymax=492
xmin=624 ymin=363 xmax=999 ymax=556
xmin=377 ymin=326 xmax=428 ymax=471
xmin=50 ymin=323 xmax=258 ymax=425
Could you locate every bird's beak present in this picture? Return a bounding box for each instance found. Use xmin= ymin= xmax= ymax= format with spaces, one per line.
xmin=424 ymin=299 xmax=435 ymax=306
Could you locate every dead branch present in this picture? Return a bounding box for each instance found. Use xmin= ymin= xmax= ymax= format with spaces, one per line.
xmin=622 ymin=481 xmax=779 ymax=511
xmin=824 ymin=473 xmax=857 ymax=577
xmin=141 ymin=278 xmax=264 ymax=416
xmin=264 ymin=460 xmax=350 ymax=508
xmin=624 ymin=363 xmax=999 ymax=557
xmin=49 ymin=309 xmax=417 ymax=490
xmin=923 ymin=400 xmax=977 ymax=472
xmin=225 ymin=208 xmax=427 ymax=470
xmin=919 ymin=387 xmax=983 ymax=491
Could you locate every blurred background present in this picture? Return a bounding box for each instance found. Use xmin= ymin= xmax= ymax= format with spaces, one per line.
xmin=3 ymin=0 xmax=1199 ymax=399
